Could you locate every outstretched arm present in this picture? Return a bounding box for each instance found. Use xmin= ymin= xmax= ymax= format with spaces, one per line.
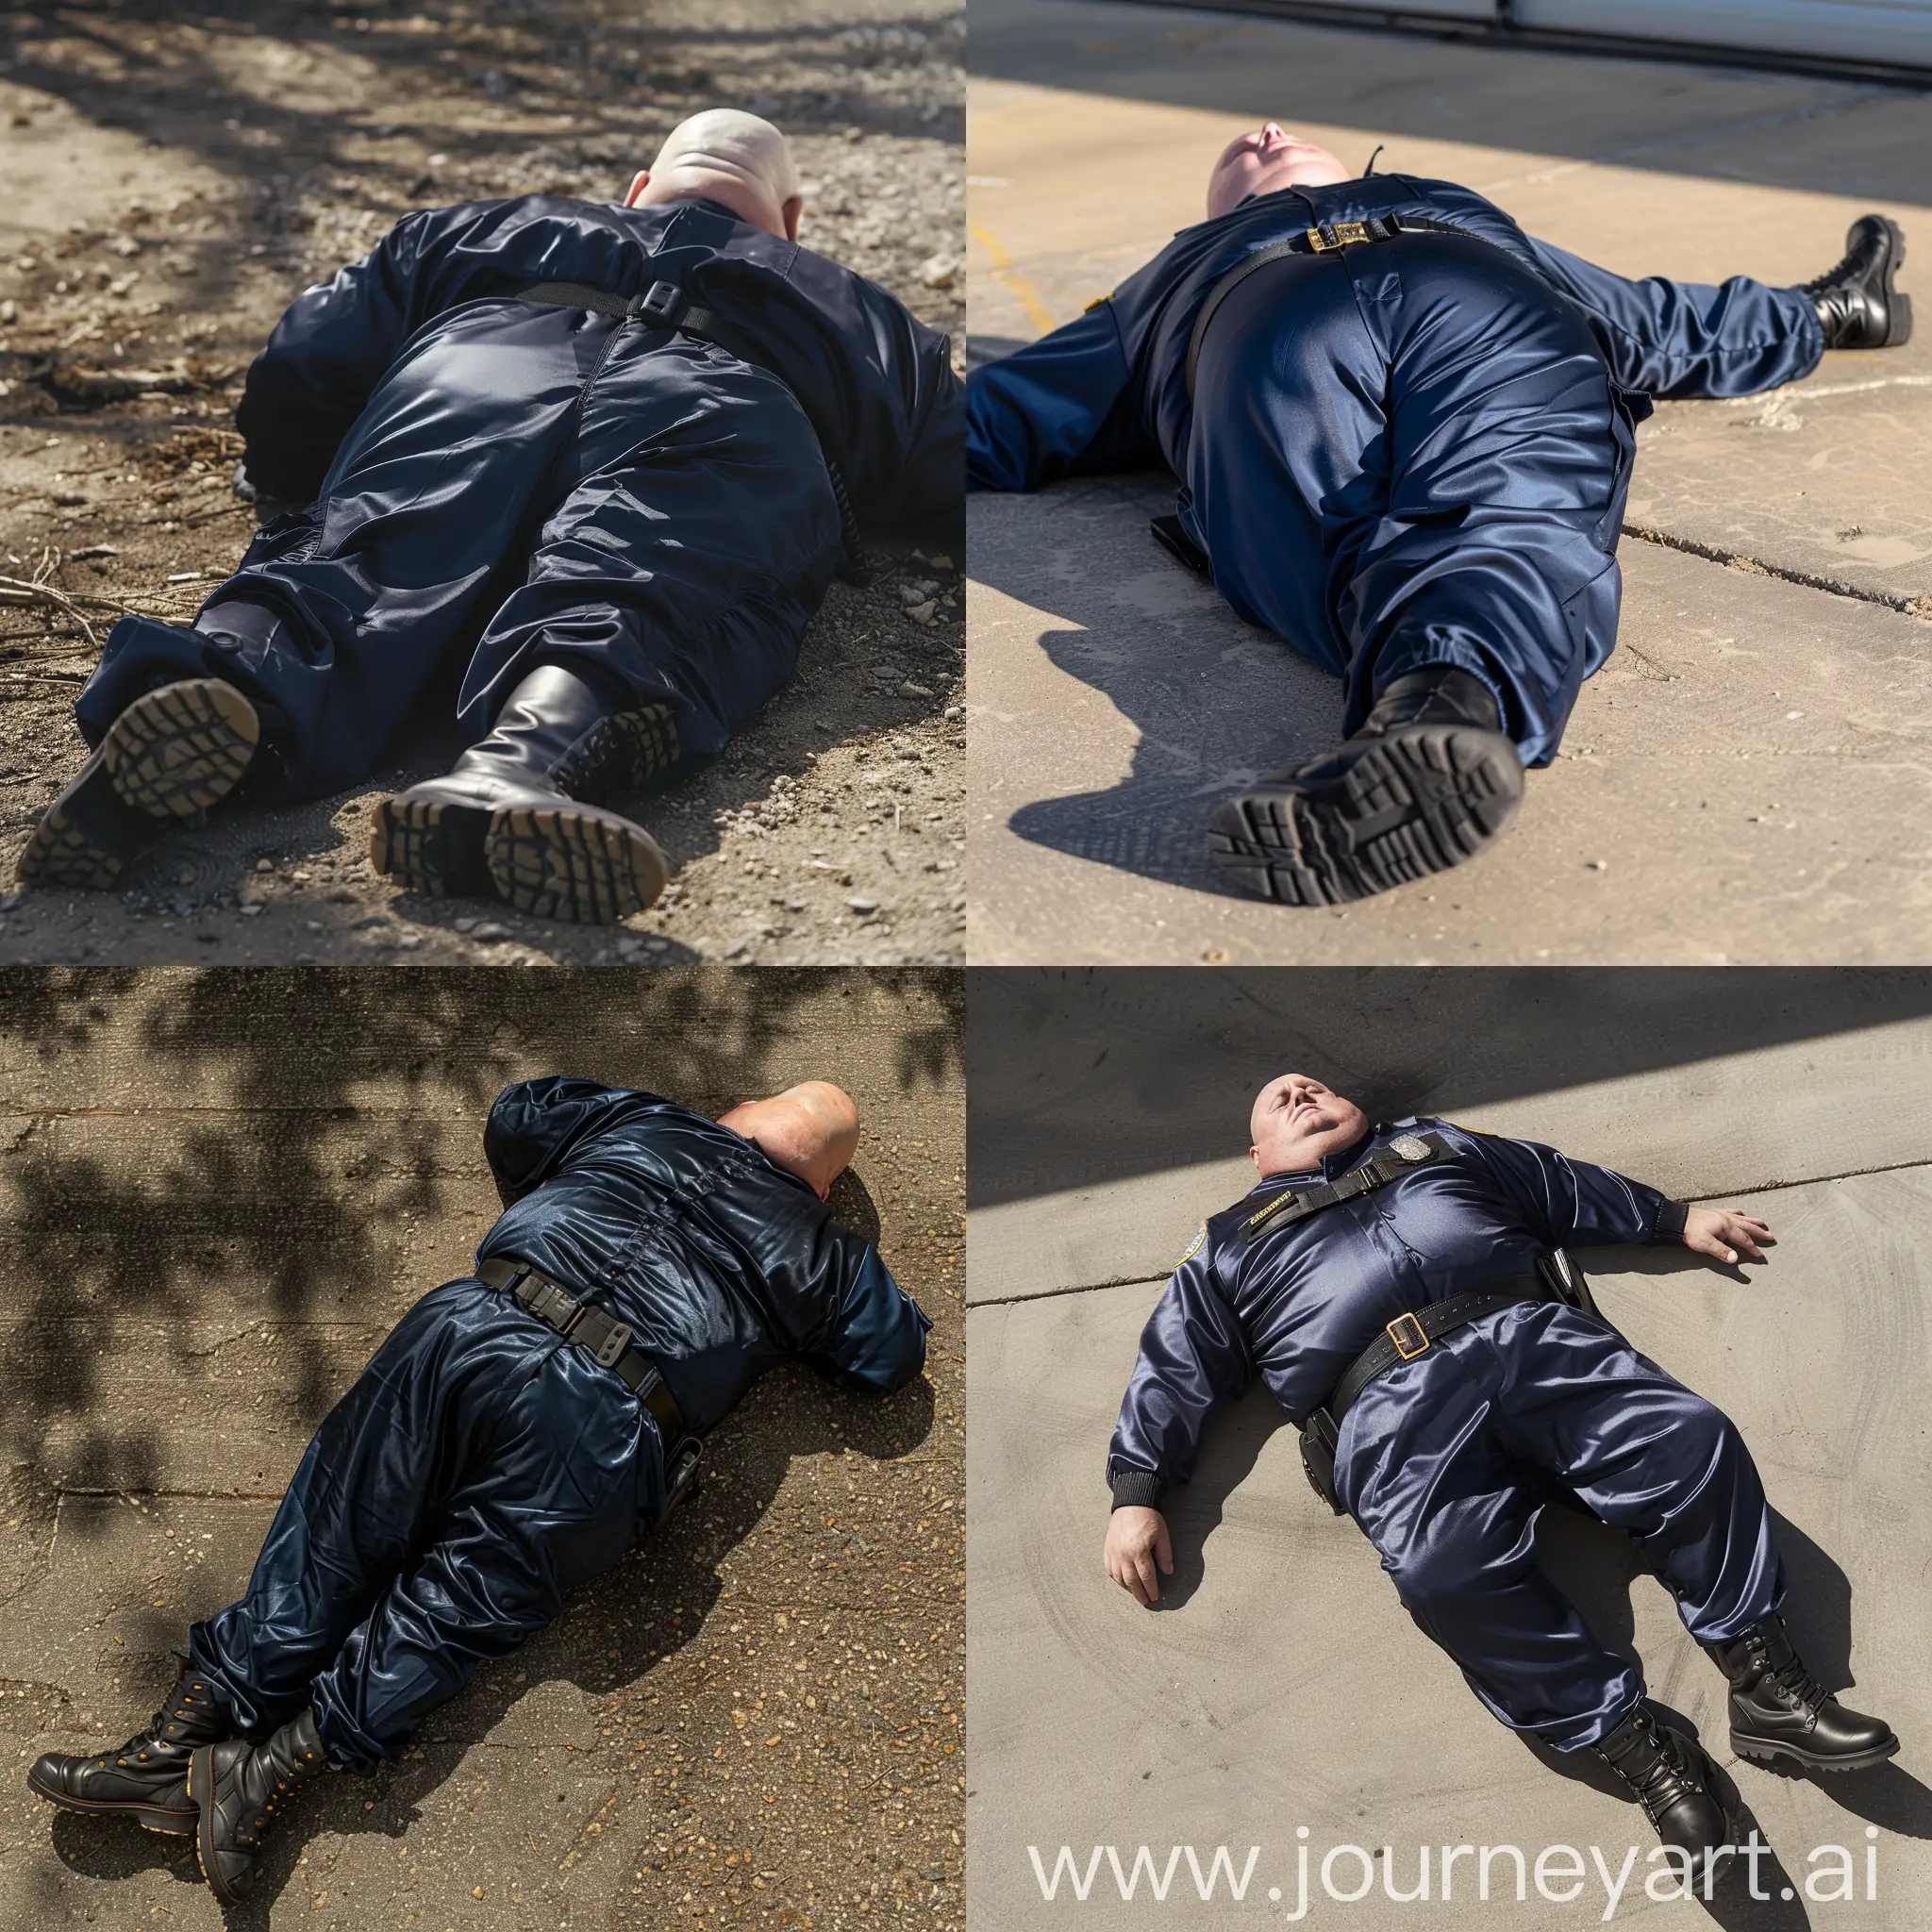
xmin=1103 ymin=1245 xmax=1251 ymax=1605
xmin=1518 ymin=233 xmax=1822 ymax=401
xmin=967 ymin=302 xmax=1157 ymax=491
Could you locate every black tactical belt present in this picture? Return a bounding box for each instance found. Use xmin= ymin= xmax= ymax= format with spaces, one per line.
xmin=476 ymin=1254 xmax=689 ymax=1448
xmin=510 ymin=278 xmax=872 ymax=584
xmin=1184 ymin=210 xmax=1482 ymax=400
xmin=1328 ymin=1277 xmax=1549 ymax=1425
xmin=1297 ymin=1274 xmax=1551 ymax=1514
xmin=1244 ymin=1130 xmax=1450 ymax=1244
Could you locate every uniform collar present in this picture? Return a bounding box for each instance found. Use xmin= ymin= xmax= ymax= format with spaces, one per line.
xmin=1254 ymin=1121 xmax=1379 ymax=1189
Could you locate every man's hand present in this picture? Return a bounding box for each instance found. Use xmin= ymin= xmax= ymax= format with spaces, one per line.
xmin=1105 ymin=1506 xmax=1174 ymax=1607
xmin=1682 ymin=1206 xmax=1774 ymax=1266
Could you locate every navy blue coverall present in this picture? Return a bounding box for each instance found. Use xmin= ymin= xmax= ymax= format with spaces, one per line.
xmin=968 ymin=175 xmax=1822 ymax=765
xmin=189 ymin=1079 xmax=932 ymax=1773
xmin=1108 ymin=1118 xmax=1785 ymax=1751
xmin=78 ymin=196 xmax=962 ymax=799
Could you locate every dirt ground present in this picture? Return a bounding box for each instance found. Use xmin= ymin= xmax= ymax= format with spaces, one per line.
xmin=0 ymin=0 xmax=965 ymax=966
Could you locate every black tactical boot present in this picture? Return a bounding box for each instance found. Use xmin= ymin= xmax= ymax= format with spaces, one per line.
xmin=1208 ymin=664 xmax=1524 ymax=905
xmin=1591 ymin=1704 xmax=1730 ymax=1861
xmin=370 ymin=662 xmax=676 ymax=923
xmin=26 ymin=1664 xmax=232 ymax=1835
xmin=18 ymin=678 xmax=260 ymax=891
xmin=188 ymin=1706 xmax=332 ymax=1905
xmin=1804 ymin=215 xmax=1911 ymax=350
xmin=1715 ymin=1616 xmax=1899 ymax=1773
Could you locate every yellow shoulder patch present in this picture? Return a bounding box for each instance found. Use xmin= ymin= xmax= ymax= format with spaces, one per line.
xmin=1084 ymin=293 xmax=1111 ymax=312
xmin=1441 ymin=1120 xmax=1499 ymax=1138
xmin=1176 ymin=1223 xmax=1207 ymax=1267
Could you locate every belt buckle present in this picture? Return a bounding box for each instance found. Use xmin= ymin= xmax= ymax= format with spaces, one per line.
xmin=1307 ymin=220 xmax=1371 ymax=254
xmin=1386 ymin=1311 xmax=1429 ymax=1360
xmin=591 ymin=1321 xmax=633 ymax=1369
xmin=524 ymin=1277 xmax=581 ymax=1332
xmin=632 ymin=279 xmax=683 ymax=324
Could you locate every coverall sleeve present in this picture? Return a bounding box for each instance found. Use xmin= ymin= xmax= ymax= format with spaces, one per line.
xmin=483 ymin=1077 xmax=656 ymax=1208
xmin=856 ymin=285 xmax=963 ymax=534
xmin=1106 ymin=1244 xmax=1253 ymax=1508
xmin=1516 ymin=233 xmax=1822 ymax=401
xmin=233 ymin=209 xmax=441 ymax=503
xmin=965 ymin=302 xmax=1158 ymax=491
xmin=805 ymin=1243 xmax=934 ymax=1396
xmin=1458 ymin=1125 xmax=1674 ymax=1249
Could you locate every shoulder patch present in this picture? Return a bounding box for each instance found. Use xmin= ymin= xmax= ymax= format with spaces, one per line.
xmin=1176 ymin=1223 xmax=1207 ymax=1267
xmin=1442 ymin=1120 xmax=1501 ymax=1138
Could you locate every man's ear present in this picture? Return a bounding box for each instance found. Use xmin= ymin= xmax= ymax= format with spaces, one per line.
xmin=1249 ymin=1144 xmax=1263 ymax=1173
xmin=624 ymin=169 xmax=651 ymax=208
xmin=781 ymin=193 xmax=803 ymax=243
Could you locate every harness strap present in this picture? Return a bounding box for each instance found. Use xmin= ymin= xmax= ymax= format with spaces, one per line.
xmin=1182 ymin=210 xmax=1480 ymax=401
xmin=475 ymin=1254 xmax=691 ymax=1457
xmin=510 ymin=277 xmax=873 ymax=584
xmin=1243 ymin=1129 xmax=1450 ymax=1244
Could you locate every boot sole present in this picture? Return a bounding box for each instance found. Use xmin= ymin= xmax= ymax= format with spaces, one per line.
xmin=1876 ymin=216 xmax=1911 ymax=347
xmin=25 ymin=1761 xmax=196 ymax=1836
xmin=187 ymin=1744 xmax=251 ymax=1906
xmin=1208 ymin=722 xmax=1524 ymax=906
xmin=485 ymin=804 xmax=670 ymax=924
xmin=1732 ymin=1729 xmax=1900 ymax=1774
xmin=368 ymin=794 xmax=492 ymax=899
xmin=17 ymin=679 xmax=259 ymax=892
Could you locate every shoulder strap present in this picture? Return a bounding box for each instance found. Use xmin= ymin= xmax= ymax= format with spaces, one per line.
xmin=1241 ymin=1129 xmax=1451 ymax=1245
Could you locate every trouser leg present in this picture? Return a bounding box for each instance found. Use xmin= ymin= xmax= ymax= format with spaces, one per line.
xmin=306 ymin=1331 xmax=652 ymax=1771
xmin=75 ymin=299 xmax=603 ymax=799
xmin=188 ymin=1280 xmax=551 ymax=1740
xmin=1191 ymin=234 xmax=1635 ymax=767
xmin=456 ymin=334 xmax=844 ymax=768
xmin=1484 ymin=1302 xmax=1787 ymax=1646
xmin=1518 ymin=232 xmax=1824 ymax=397
xmin=1337 ymin=1327 xmax=1643 ymax=1751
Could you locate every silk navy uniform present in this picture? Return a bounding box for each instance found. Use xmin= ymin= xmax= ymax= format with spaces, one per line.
xmin=78 ymin=195 xmax=962 ymax=801
xmin=187 ymin=1077 xmax=931 ymax=1774
xmin=968 ymin=175 xmax=1829 ymax=771
xmin=1107 ymin=1117 xmax=1785 ymax=1751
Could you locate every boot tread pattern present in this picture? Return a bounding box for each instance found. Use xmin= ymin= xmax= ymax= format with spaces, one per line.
xmin=487 ymin=805 xmax=670 ymax=924
xmin=104 ymin=679 xmax=258 ymax=820
xmin=369 ymin=794 xmax=491 ymax=898
xmin=1208 ymin=724 xmax=1523 ymax=906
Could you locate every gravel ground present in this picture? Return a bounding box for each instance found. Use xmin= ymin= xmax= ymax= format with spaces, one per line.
xmin=0 ymin=0 xmax=965 ymax=965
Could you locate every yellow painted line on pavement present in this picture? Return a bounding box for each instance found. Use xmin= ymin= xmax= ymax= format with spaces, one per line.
xmin=969 ymin=219 xmax=1058 ymax=338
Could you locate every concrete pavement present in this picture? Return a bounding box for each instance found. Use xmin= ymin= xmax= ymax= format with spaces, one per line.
xmin=966 ymin=0 xmax=1932 ymax=961
xmin=965 ymin=968 xmax=1932 ymax=1927
xmin=0 ymin=969 xmax=966 ymax=1932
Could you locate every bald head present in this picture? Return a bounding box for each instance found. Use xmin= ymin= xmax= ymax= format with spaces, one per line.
xmin=624 ymin=109 xmax=803 ymax=242
xmin=1206 ymin=122 xmax=1353 ymax=220
xmin=1248 ymin=1073 xmax=1368 ymax=1177
xmin=718 ymin=1080 xmax=860 ymax=1200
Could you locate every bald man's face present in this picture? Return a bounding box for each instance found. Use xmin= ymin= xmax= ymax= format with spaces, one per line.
xmin=1207 ymin=123 xmax=1352 ymax=219
xmin=1249 ymin=1074 xmax=1368 ymax=1176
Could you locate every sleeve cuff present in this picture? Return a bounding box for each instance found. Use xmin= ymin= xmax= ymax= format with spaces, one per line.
xmin=1654 ymin=1199 xmax=1689 ymax=1242
xmin=1109 ymin=1467 xmax=1165 ymax=1512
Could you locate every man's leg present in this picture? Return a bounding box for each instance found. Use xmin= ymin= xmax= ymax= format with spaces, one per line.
xmin=1491 ymin=1301 xmax=1896 ymax=1774
xmin=188 ymin=1279 xmax=545 ymax=1737
xmin=1338 ymin=1310 xmax=1732 ymax=1857
xmin=371 ymin=332 xmax=843 ymax=920
xmin=69 ymin=298 xmax=609 ymax=807
xmin=187 ymin=1329 xmax=656 ymax=1904
xmin=1199 ymin=235 xmax=1632 ymax=902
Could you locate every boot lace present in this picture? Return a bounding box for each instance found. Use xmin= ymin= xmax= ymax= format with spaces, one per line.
xmin=1757 ymin=1638 xmax=1831 ymax=1719
xmin=1604 ymin=1712 xmax=1705 ymax=1824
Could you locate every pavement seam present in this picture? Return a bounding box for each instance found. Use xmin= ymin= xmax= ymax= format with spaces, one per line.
xmin=967 ymin=1153 xmax=1932 ymax=1308
xmin=1623 ymin=520 xmax=1932 ymax=619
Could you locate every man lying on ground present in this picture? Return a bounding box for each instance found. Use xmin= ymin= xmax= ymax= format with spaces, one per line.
xmin=1105 ymin=1074 xmax=1895 ymax=1867
xmin=29 ymin=1074 xmax=931 ymax=1904
xmin=24 ymin=109 xmax=961 ymax=924
xmin=969 ymin=125 xmax=1908 ymax=907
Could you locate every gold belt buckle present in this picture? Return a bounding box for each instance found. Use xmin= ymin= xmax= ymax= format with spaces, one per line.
xmin=1307 ymin=220 xmax=1372 ymax=254
xmin=1386 ymin=1311 xmax=1429 ymax=1360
